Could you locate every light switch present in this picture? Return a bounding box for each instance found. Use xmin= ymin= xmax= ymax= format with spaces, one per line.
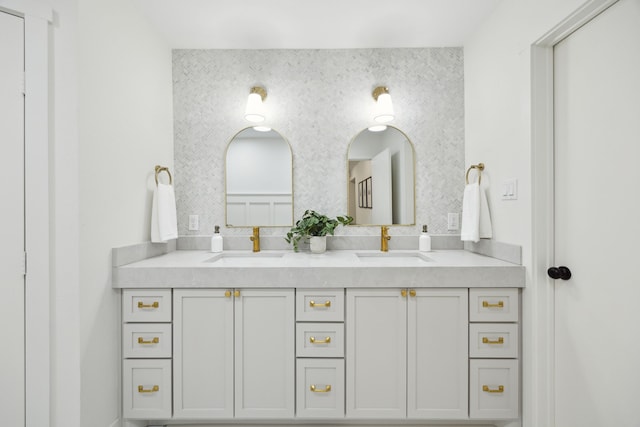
xmin=502 ymin=179 xmax=518 ymax=200
xmin=447 ymin=213 xmax=460 ymax=231
xmin=188 ymin=214 xmax=199 ymax=231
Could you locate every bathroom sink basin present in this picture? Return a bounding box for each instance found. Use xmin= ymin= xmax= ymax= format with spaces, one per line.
xmin=356 ymin=252 xmax=432 ymax=265
xmin=205 ymin=251 xmax=286 ymax=266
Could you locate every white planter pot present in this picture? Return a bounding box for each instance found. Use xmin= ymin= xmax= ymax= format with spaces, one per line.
xmin=309 ymin=236 xmax=327 ymax=254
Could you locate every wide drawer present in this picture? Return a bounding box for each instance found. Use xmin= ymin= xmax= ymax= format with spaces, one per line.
xmin=469 ymin=288 xmax=519 ymax=322
xmin=123 ymin=323 xmax=172 ymax=359
xmin=470 ymin=359 xmax=519 ymax=419
xmin=123 ymin=359 xmax=172 ymax=419
xmin=296 ymin=323 xmax=344 ymax=358
xmin=296 ymin=289 xmax=344 ymax=322
xmin=122 ymin=289 xmax=172 ymax=323
xmin=296 ymin=358 xmax=345 ymax=418
xmin=469 ymin=323 xmax=518 ymax=359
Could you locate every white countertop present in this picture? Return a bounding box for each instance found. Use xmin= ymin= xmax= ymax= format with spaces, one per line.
xmin=112 ymin=249 xmax=525 ymax=289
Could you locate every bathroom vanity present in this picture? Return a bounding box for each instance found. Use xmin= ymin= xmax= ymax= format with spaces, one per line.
xmin=114 ymin=247 xmax=524 ymax=427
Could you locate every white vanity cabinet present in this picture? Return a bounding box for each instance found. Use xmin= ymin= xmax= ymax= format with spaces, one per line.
xmin=173 ymin=288 xmax=295 ymax=420
xmin=346 ymin=288 xmax=468 ymax=419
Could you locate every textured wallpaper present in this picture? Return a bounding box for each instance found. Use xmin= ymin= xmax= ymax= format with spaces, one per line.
xmin=173 ymin=48 xmax=465 ymax=237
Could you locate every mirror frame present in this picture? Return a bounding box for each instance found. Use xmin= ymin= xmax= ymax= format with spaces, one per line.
xmin=224 ymin=127 xmax=294 ymax=228
xmin=346 ymin=125 xmax=417 ymax=226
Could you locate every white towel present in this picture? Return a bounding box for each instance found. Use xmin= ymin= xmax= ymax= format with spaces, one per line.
xmin=151 ymin=183 xmax=178 ymax=243
xmin=461 ymin=183 xmax=493 ymax=242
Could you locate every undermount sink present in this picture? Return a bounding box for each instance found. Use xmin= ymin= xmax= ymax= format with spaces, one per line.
xmin=205 ymin=251 xmax=286 ymax=266
xmin=356 ymin=252 xmax=432 ymax=265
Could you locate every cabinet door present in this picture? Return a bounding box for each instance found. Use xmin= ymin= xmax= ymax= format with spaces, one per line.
xmin=346 ymin=288 xmax=407 ymax=419
xmin=173 ymin=289 xmax=234 ymax=418
xmin=407 ymin=288 xmax=468 ymax=419
xmin=235 ymin=289 xmax=295 ymax=418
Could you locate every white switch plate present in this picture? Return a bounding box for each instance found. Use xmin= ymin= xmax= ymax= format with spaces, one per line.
xmin=188 ymin=214 xmax=199 ymax=231
xmin=447 ymin=213 xmax=460 ymax=231
xmin=502 ymin=179 xmax=518 ymax=200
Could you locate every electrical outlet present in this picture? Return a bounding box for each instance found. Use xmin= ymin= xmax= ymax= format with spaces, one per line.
xmin=188 ymin=214 xmax=199 ymax=231
xmin=447 ymin=213 xmax=459 ymax=231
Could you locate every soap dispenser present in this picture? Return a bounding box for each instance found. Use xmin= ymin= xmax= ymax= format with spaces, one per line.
xmin=419 ymin=225 xmax=431 ymax=252
xmin=211 ymin=225 xmax=223 ymax=253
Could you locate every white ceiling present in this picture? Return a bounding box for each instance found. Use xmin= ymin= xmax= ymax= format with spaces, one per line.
xmin=132 ymin=0 xmax=501 ymax=49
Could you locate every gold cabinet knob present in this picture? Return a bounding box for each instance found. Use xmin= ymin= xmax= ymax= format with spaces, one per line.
xmin=138 ymin=385 xmax=159 ymax=393
xmin=309 ymin=300 xmax=331 ymax=308
xmin=310 ymin=384 xmax=331 ymax=393
xmin=409 ymin=289 xmax=417 ymax=297
xmin=309 ymin=336 xmax=331 ymax=344
xmin=137 ymin=301 xmax=159 ymax=309
xmin=482 ymin=337 xmax=505 ymax=345
xmin=401 ymin=289 xmax=407 ymax=297
xmin=482 ymin=385 xmax=504 ymax=393
xmin=137 ymin=337 xmax=159 ymax=345
xmin=234 ymin=290 xmax=240 ymax=298
xmin=224 ymin=290 xmax=231 ymax=298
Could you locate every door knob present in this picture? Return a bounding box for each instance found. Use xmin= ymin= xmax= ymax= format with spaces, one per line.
xmin=547 ymin=266 xmax=572 ymax=280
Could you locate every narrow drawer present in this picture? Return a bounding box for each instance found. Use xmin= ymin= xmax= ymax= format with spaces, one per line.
xmin=123 ymin=323 xmax=172 ymax=359
xmin=123 ymin=359 xmax=172 ymax=419
xmin=296 ymin=358 xmax=345 ymax=418
xmin=296 ymin=289 xmax=344 ymax=322
xmin=297 ymin=323 xmax=344 ymax=358
xmin=470 ymin=323 xmax=518 ymax=358
xmin=122 ymin=289 xmax=172 ymax=323
xmin=470 ymin=359 xmax=519 ymax=419
xmin=469 ymin=288 xmax=519 ymax=322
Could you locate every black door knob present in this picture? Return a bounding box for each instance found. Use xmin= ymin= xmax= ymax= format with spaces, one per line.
xmin=547 ymin=266 xmax=572 ymax=280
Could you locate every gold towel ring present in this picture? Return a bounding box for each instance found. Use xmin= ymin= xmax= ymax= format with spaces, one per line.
xmin=465 ymin=163 xmax=484 ymax=185
xmin=154 ymin=165 xmax=172 ymax=186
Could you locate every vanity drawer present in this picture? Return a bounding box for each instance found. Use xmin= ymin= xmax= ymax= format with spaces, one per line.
xmin=470 ymin=359 xmax=519 ymax=419
xmin=123 ymin=289 xmax=172 ymax=323
xmin=123 ymin=359 xmax=172 ymax=419
xmin=296 ymin=323 xmax=344 ymax=358
xmin=296 ymin=289 xmax=344 ymax=322
xmin=296 ymin=358 xmax=345 ymax=418
xmin=469 ymin=323 xmax=518 ymax=358
xmin=469 ymin=288 xmax=519 ymax=322
xmin=123 ymin=323 xmax=172 ymax=359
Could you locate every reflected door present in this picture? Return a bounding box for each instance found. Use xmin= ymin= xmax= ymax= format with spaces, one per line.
xmin=371 ymin=148 xmax=392 ymax=224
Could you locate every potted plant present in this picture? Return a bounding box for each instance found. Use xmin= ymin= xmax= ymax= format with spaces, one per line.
xmin=285 ymin=210 xmax=353 ymax=253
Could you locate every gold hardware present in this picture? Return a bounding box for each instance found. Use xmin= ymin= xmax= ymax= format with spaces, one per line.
xmin=225 ymin=290 xmax=231 ymax=298
xmin=401 ymin=289 xmax=407 ymax=297
xmin=309 ymin=300 xmax=331 ymax=308
xmin=483 ymin=385 xmax=504 ymax=393
xmin=465 ymin=162 xmax=485 ymax=185
xmin=137 ymin=337 xmax=159 ymax=345
xmin=483 ymin=300 xmax=504 ymax=308
xmin=482 ymin=337 xmax=505 ymax=345
xmin=381 ymin=226 xmax=390 ymax=252
xmin=137 ymin=301 xmax=159 ymax=309
xmin=372 ymin=86 xmax=389 ymax=101
xmin=154 ymin=165 xmax=172 ymax=186
xmin=138 ymin=385 xmax=159 ymax=393
xmin=310 ymin=384 xmax=331 ymax=393
xmin=309 ymin=336 xmax=331 ymax=344
xmin=250 ymin=226 xmax=260 ymax=252
xmin=250 ymin=86 xmax=267 ymax=101
xmin=234 ymin=290 xmax=240 ymax=298
xmin=409 ymin=289 xmax=416 ymax=297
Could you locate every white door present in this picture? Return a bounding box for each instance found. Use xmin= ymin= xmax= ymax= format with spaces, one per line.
xmin=0 ymin=10 xmax=25 ymax=427
xmin=553 ymin=1 xmax=640 ymax=425
xmin=234 ymin=289 xmax=294 ymax=418
xmin=346 ymin=288 xmax=406 ymax=419
xmin=371 ymin=148 xmax=392 ymax=224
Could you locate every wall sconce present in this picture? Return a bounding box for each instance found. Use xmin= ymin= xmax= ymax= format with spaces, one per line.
xmin=245 ymin=86 xmax=267 ymax=123
xmin=372 ymin=86 xmax=395 ymax=123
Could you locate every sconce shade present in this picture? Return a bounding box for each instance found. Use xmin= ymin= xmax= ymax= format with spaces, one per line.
xmin=245 ymin=86 xmax=267 ymax=123
xmin=372 ymin=86 xmax=394 ymax=123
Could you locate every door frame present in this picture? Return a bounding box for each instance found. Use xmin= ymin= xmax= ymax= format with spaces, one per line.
xmin=530 ymin=1 xmax=618 ymax=425
xmin=0 ymin=1 xmax=51 ymax=426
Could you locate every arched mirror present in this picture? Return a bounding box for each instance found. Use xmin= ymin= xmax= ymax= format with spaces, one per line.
xmin=225 ymin=128 xmax=293 ymax=227
xmin=347 ymin=126 xmax=415 ymax=225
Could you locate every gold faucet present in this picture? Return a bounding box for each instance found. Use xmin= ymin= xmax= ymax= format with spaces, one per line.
xmin=250 ymin=226 xmax=260 ymax=252
xmin=381 ymin=226 xmax=390 ymax=252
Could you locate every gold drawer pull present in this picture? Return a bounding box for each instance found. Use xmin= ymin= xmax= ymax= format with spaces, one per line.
xmin=482 ymin=337 xmax=505 ymax=345
xmin=137 ymin=301 xmax=159 ymax=309
xmin=137 ymin=337 xmax=159 ymax=345
xmin=138 ymin=385 xmax=159 ymax=393
xmin=483 ymin=385 xmax=504 ymax=393
xmin=482 ymin=300 xmax=504 ymax=308
xmin=310 ymin=384 xmax=331 ymax=393
xmin=309 ymin=336 xmax=331 ymax=344
xmin=309 ymin=300 xmax=331 ymax=308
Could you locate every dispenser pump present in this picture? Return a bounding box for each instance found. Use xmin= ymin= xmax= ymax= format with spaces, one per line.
xmin=211 ymin=225 xmax=223 ymax=253
xmin=419 ymin=224 xmax=431 ymax=252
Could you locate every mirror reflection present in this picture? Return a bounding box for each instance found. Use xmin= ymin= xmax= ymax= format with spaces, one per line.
xmin=347 ymin=126 xmax=415 ymax=225
xmin=225 ymin=128 xmax=293 ymax=227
